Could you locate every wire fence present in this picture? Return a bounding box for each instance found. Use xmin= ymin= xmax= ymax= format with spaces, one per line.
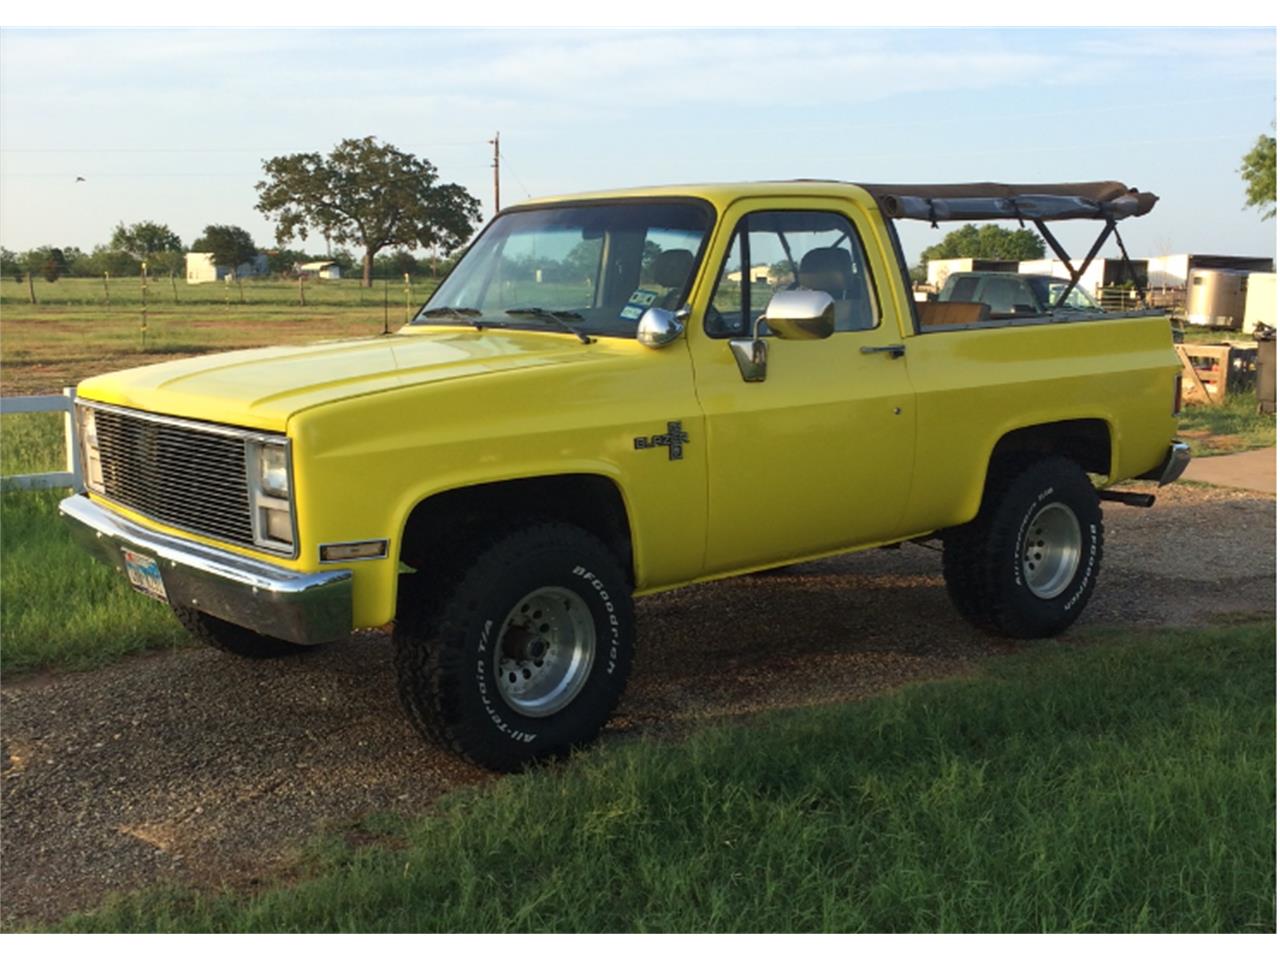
xmin=0 ymin=274 xmax=442 ymax=310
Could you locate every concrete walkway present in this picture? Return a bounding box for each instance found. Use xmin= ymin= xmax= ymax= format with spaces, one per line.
xmin=1182 ymin=446 xmax=1276 ymax=495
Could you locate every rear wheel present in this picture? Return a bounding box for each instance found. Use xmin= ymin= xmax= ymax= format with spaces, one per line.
xmin=942 ymin=456 xmax=1103 ymax=639
xmin=393 ymin=522 xmax=635 ymax=772
xmin=172 ymin=604 xmax=310 ymax=658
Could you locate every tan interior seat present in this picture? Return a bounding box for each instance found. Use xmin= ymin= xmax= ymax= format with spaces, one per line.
xmin=798 ymin=248 xmax=874 ymax=331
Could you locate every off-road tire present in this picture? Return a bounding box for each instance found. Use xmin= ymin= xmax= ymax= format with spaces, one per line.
xmin=942 ymin=456 xmax=1103 ymax=639
xmin=172 ymin=604 xmax=310 ymax=658
xmin=393 ymin=522 xmax=635 ymax=772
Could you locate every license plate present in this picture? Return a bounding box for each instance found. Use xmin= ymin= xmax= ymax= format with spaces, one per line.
xmin=122 ymin=549 xmax=168 ymax=603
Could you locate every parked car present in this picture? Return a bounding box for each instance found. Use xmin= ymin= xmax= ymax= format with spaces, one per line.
xmin=61 ymin=179 xmax=1188 ymax=770
xmin=938 ymin=270 xmax=1102 ymax=318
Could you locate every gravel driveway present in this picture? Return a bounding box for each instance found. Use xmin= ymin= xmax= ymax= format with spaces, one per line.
xmin=2 ymin=482 xmax=1274 ymax=926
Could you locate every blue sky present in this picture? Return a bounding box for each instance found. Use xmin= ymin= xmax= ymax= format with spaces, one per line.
xmin=0 ymin=27 xmax=1275 ymax=265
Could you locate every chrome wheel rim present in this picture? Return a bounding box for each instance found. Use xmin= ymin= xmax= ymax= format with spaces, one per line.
xmin=1021 ymin=502 xmax=1082 ymax=600
xmin=495 ymin=587 xmax=596 ymax=717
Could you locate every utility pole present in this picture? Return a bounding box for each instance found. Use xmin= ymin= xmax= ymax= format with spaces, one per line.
xmin=489 ymin=131 xmax=500 ymax=214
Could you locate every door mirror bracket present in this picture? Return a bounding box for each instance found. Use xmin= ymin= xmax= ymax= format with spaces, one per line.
xmin=728 ymin=289 xmax=835 ymax=383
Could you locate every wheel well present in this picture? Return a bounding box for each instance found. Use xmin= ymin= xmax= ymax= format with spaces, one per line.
xmin=399 ymin=475 xmax=634 ymax=586
xmin=989 ymin=418 xmax=1112 ymax=477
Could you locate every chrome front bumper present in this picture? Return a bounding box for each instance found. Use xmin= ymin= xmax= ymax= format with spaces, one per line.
xmin=59 ymin=494 xmax=352 ymax=645
xmin=1137 ymin=441 xmax=1192 ymax=486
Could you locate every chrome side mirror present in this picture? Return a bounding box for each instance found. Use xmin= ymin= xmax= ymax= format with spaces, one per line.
xmin=728 ymin=289 xmax=835 ymax=382
xmin=763 ymin=289 xmax=836 ymax=340
xmin=636 ymin=305 xmax=688 ymax=349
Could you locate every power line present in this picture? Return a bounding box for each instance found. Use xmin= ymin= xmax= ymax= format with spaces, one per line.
xmin=499 ymin=149 xmax=533 ymax=200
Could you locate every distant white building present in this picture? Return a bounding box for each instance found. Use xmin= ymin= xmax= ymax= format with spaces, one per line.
xmin=185 ymin=251 xmax=268 ymax=284
xmin=726 ymin=264 xmax=778 ymax=285
xmin=298 ymin=260 xmax=342 ymax=280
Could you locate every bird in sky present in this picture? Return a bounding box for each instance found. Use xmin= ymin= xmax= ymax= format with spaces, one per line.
xmin=75 ymin=176 xmax=85 ymax=182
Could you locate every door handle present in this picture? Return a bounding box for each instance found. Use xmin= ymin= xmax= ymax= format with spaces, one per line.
xmin=860 ymin=344 xmax=906 ymax=358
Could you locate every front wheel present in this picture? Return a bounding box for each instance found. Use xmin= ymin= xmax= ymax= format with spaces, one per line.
xmin=942 ymin=456 xmax=1103 ymax=639
xmin=393 ymin=523 xmax=635 ymax=772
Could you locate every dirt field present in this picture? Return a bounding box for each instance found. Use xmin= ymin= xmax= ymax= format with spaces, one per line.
xmin=1 ymin=481 xmax=1273 ymax=927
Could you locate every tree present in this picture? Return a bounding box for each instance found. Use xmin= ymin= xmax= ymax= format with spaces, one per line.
xmin=147 ymin=249 xmax=186 ymax=277
xmin=0 ymin=247 xmax=20 ymax=280
xmin=24 ymin=246 xmax=67 ymax=282
xmin=110 ymin=221 xmax=182 ymax=259
xmin=85 ymin=244 xmax=140 ymax=277
xmin=1239 ymin=131 xmax=1276 ymax=220
xmin=918 ymin=224 xmax=1046 ymax=270
xmin=255 ymin=136 xmax=482 ymax=287
xmin=42 ymin=248 xmax=68 ymax=282
xmin=265 ymin=248 xmax=311 ymax=276
xmin=191 ymin=225 xmax=257 ymax=279
xmin=390 ymin=250 xmax=418 ymax=278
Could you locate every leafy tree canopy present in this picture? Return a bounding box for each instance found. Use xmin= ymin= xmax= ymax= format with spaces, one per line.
xmin=1 ymin=247 xmax=21 ymax=279
xmin=918 ymin=224 xmax=1046 ymax=268
xmin=23 ymin=246 xmax=68 ymax=283
xmin=255 ymin=136 xmax=482 ymax=286
xmin=87 ymin=244 xmax=141 ymax=277
xmin=191 ymin=225 xmax=258 ymax=274
xmin=1239 ymin=131 xmax=1276 ymax=220
xmin=110 ymin=221 xmax=183 ymax=260
xmin=146 ymin=249 xmax=186 ymax=277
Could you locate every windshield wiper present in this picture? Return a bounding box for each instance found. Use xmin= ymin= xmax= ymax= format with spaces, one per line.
xmin=418 ymin=306 xmax=488 ymax=330
xmin=419 ymin=308 xmax=481 ymax=323
xmin=504 ymin=307 xmax=593 ymax=344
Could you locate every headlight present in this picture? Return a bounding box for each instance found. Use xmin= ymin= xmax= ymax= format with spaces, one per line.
xmin=247 ymin=440 xmax=294 ymax=550
xmin=258 ymin=444 xmax=289 ymax=498
xmin=77 ymin=405 xmax=104 ymax=493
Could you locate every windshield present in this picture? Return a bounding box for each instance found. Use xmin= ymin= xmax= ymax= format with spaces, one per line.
xmin=416 ymin=200 xmax=714 ymax=339
xmin=1025 ymin=276 xmax=1100 ymax=311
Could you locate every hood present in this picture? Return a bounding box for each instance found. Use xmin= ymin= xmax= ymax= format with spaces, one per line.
xmin=76 ymin=327 xmax=611 ymax=432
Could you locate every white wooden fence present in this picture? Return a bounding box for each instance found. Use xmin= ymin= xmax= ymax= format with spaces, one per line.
xmin=0 ymin=388 xmax=83 ymax=491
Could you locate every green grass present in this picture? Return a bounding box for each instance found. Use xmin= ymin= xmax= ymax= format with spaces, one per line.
xmin=55 ymin=622 xmax=1275 ymax=933
xmin=1178 ymin=391 xmax=1276 ymax=456
xmin=0 ymin=490 xmax=188 ymax=674
xmin=0 ymin=411 xmax=66 ymax=476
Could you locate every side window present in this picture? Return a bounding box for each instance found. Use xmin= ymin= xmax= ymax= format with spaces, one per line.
xmin=705 ymin=209 xmax=879 ymax=338
xmin=705 ymin=226 xmax=749 ymax=337
xmin=980 ymin=277 xmax=1032 ymax=316
xmin=947 ymin=275 xmax=980 ymax=302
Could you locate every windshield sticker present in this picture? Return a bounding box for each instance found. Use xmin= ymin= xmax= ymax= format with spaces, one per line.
xmin=620 ymin=288 xmax=658 ymax=322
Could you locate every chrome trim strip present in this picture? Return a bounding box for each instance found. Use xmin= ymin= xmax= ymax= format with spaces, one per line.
xmin=76 ymin=398 xmax=285 ymax=443
xmin=1137 ymin=441 xmax=1192 ymax=486
xmin=60 ymin=494 xmax=350 ymax=646
xmin=1158 ymin=441 xmax=1192 ymax=486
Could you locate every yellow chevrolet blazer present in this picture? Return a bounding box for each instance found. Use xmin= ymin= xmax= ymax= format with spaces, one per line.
xmin=61 ymin=180 xmax=1188 ymax=770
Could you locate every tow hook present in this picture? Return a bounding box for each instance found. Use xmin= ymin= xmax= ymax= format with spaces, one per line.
xmin=1098 ymin=490 xmax=1156 ymax=508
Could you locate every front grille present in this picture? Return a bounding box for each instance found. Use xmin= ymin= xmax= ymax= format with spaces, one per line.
xmin=92 ymin=406 xmax=256 ymax=549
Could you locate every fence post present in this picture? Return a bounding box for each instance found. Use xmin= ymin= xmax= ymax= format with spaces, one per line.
xmin=103 ymin=271 xmax=111 ymax=308
xmin=404 ymin=272 xmax=411 ymax=326
xmin=140 ymin=260 xmax=149 ymax=350
xmin=62 ymin=387 xmax=82 ymax=491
